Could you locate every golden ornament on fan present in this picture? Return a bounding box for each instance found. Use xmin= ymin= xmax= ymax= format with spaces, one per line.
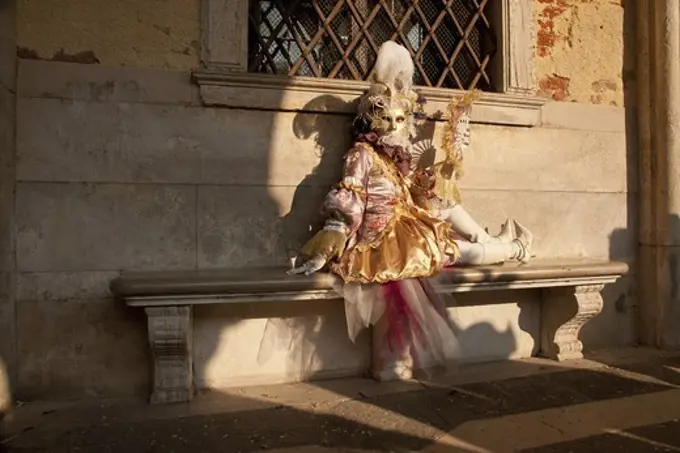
xmin=430 ymin=89 xmax=480 ymax=206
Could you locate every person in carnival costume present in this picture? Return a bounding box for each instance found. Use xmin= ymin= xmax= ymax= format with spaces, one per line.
xmin=288 ymin=41 xmax=533 ymax=378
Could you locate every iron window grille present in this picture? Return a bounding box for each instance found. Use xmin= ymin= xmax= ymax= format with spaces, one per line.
xmin=248 ymin=0 xmax=498 ymax=91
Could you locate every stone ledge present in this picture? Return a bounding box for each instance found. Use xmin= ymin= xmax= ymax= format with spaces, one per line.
xmin=112 ymin=259 xmax=629 ymax=303
xmin=193 ymin=71 xmax=547 ymax=127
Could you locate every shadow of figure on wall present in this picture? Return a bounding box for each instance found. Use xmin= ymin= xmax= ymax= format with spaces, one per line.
xmin=265 ymin=94 xmax=365 ymax=382
xmin=280 ymin=95 xmax=356 ymax=262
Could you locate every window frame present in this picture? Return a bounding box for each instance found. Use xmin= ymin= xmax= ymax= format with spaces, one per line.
xmin=194 ymin=0 xmax=544 ymax=127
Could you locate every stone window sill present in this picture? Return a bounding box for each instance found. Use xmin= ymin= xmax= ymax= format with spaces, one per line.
xmin=193 ymin=71 xmax=547 ymax=127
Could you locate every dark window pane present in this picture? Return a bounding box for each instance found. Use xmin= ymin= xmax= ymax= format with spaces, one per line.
xmin=248 ymin=0 xmax=497 ymax=91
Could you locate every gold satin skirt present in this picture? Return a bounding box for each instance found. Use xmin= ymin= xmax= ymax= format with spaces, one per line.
xmin=331 ymin=205 xmax=460 ymax=284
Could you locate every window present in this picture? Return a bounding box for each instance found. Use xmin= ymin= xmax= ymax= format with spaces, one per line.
xmin=247 ymin=0 xmax=497 ymax=91
xmin=196 ymin=0 xmax=543 ymax=127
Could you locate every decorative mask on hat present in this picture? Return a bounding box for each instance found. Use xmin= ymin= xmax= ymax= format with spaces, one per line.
xmin=355 ymin=41 xmax=426 ymax=143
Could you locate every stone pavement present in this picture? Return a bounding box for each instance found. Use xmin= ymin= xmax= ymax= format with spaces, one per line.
xmin=2 ymin=348 xmax=680 ymax=452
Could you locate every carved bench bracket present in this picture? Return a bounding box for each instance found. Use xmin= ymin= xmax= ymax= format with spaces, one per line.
xmin=540 ymin=284 xmax=605 ymax=361
xmin=146 ymin=306 xmax=193 ymax=404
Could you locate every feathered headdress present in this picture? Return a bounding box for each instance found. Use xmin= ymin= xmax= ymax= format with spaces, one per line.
xmin=356 ymin=41 xmax=426 ymax=137
xmin=371 ymin=40 xmax=414 ymax=96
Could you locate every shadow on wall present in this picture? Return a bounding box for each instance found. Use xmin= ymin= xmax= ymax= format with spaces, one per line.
xmin=280 ymin=95 xmax=354 ymax=259
xmin=619 ymin=213 xmax=680 ymax=349
xmin=574 ymin=225 xmax=636 ymax=351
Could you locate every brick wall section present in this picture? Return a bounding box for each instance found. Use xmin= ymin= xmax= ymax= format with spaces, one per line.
xmin=534 ymin=0 xmax=625 ymax=105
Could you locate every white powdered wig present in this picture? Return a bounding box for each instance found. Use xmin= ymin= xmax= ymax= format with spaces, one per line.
xmin=371 ymin=40 xmax=414 ymax=95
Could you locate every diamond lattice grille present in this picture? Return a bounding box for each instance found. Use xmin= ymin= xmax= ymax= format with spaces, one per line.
xmin=248 ymin=0 xmax=497 ymax=90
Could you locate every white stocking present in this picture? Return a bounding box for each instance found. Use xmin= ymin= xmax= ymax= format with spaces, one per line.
xmin=456 ymin=241 xmax=520 ymax=265
xmin=442 ymin=205 xmax=504 ymax=244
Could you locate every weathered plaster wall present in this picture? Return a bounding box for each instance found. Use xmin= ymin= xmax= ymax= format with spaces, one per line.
xmin=17 ymin=0 xmax=200 ymax=70
xmin=534 ymin=0 xmax=625 ymax=105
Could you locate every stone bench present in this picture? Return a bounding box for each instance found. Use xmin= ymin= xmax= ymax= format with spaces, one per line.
xmin=110 ymin=259 xmax=629 ymax=404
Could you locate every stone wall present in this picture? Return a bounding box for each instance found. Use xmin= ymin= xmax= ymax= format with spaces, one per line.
xmin=9 ymin=1 xmax=636 ymax=399
xmin=12 ymin=59 xmax=635 ymax=398
xmin=0 ymin=0 xmax=17 ymax=388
